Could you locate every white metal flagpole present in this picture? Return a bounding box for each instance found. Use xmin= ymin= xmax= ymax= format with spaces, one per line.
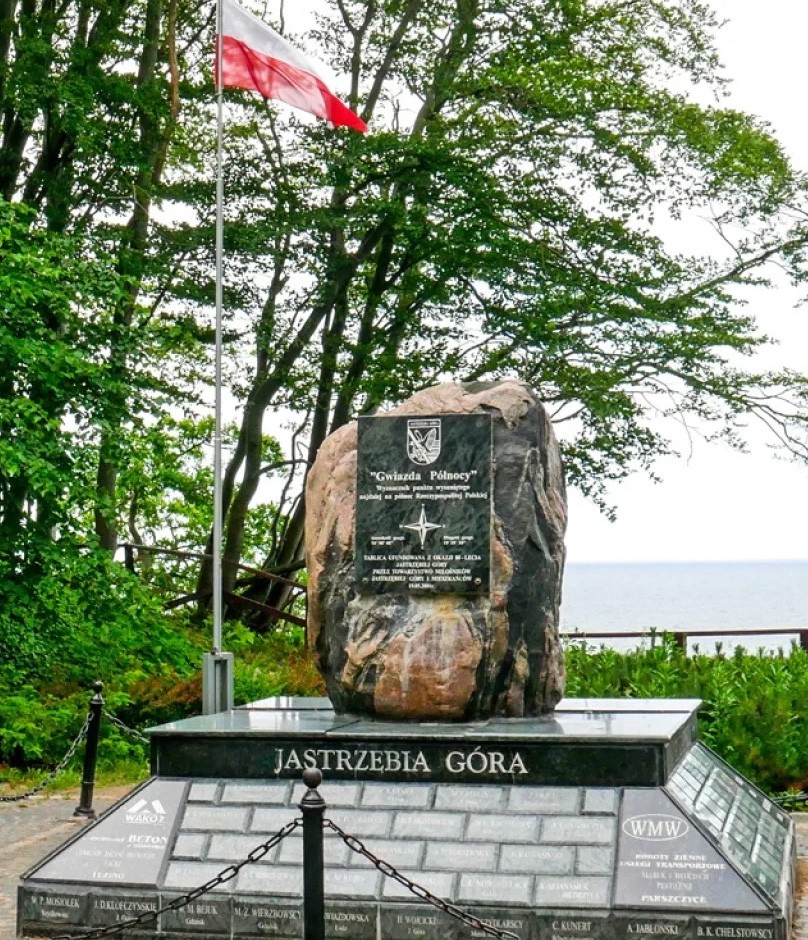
xmin=203 ymin=0 xmax=234 ymax=714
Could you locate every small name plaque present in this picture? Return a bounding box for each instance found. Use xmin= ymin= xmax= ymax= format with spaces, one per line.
xmin=355 ymin=413 xmax=492 ymax=594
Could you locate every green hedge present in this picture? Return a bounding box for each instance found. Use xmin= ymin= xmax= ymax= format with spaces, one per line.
xmin=565 ymin=635 xmax=808 ymax=794
xmin=3 ymin=629 xmax=806 ymax=799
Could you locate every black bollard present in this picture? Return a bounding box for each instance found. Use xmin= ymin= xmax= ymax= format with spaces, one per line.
xmin=299 ymin=767 xmax=326 ymax=940
xmin=74 ymin=681 xmax=104 ymax=818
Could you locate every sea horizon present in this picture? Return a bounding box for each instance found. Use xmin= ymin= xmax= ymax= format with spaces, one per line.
xmin=559 ymin=559 xmax=808 ymax=652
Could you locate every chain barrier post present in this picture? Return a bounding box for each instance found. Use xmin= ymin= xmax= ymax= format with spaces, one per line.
xmin=74 ymin=681 xmax=104 ymax=818
xmin=300 ymin=767 xmax=326 ymax=940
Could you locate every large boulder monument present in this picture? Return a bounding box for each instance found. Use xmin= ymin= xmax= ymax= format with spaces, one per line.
xmin=306 ymin=380 xmax=567 ymax=719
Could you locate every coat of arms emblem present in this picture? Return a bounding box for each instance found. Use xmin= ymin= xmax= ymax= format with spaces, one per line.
xmin=407 ymin=418 xmax=441 ymax=465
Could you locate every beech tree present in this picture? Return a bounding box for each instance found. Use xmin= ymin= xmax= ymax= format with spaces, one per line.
xmin=177 ymin=0 xmax=808 ymax=623
xmin=2 ymin=0 xmax=808 ymax=634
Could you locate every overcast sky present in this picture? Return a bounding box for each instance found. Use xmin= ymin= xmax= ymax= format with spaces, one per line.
xmin=566 ymin=0 xmax=808 ymax=564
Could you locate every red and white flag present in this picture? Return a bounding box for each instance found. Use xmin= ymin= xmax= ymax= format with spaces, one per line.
xmin=216 ymin=0 xmax=367 ymax=132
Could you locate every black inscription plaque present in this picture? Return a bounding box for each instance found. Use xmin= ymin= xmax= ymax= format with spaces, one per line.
xmin=87 ymin=890 xmax=159 ymax=930
xmin=232 ymin=898 xmax=302 ymax=937
xmin=30 ymin=778 xmax=186 ymax=886
xmin=324 ymin=902 xmax=377 ymax=940
xmin=614 ymin=789 xmax=767 ymax=912
xmin=355 ymin=413 xmax=492 ymax=594
xmin=161 ymin=893 xmax=231 ymax=934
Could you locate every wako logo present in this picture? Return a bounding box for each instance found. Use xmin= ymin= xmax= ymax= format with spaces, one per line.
xmin=125 ymin=797 xmax=167 ymax=825
xmin=622 ymin=814 xmax=689 ymax=841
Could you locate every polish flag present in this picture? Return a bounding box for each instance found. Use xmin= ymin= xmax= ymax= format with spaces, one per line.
xmin=217 ymin=0 xmax=368 ymax=133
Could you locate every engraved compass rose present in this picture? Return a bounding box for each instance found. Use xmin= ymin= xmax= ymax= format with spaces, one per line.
xmin=400 ymin=504 xmax=443 ymax=548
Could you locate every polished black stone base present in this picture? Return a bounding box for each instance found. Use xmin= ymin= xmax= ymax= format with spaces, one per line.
xmin=17 ymin=700 xmax=796 ymax=940
xmin=149 ymin=697 xmax=701 ymax=787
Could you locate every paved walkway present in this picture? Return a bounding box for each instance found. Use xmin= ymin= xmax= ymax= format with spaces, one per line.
xmin=0 ymin=786 xmax=133 ymax=940
xmin=1 ymin=789 xmax=806 ymax=939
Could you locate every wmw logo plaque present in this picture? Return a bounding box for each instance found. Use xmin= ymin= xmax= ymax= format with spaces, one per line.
xmin=355 ymin=413 xmax=492 ymax=594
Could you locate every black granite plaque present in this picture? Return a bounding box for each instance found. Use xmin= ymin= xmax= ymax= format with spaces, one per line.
xmin=19 ymin=886 xmax=90 ymax=928
xmin=355 ymin=413 xmax=492 ymax=594
xmin=379 ymin=903 xmax=460 ymax=940
xmin=161 ymin=893 xmax=231 ymax=934
xmin=693 ymin=916 xmax=779 ymax=940
xmin=87 ymin=890 xmax=159 ymax=930
xmin=232 ymin=898 xmax=302 ymax=937
xmin=611 ymin=914 xmax=693 ymax=940
xmin=30 ymin=778 xmax=186 ymax=886
xmin=467 ymin=908 xmax=531 ymax=940
xmin=534 ymin=910 xmax=611 ymax=940
xmin=614 ymin=789 xmax=766 ymax=912
xmin=157 ymin=735 xmax=672 ymax=786
xmin=324 ymin=902 xmax=377 ymax=940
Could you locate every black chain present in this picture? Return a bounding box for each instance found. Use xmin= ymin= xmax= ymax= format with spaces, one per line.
xmin=325 ymin=818 xmax=521 ymax=940
xmin=0 ymin=711 xmax=93 ymax=804
xmin=47 ymin=817 xmax=302 ymax=940
xmin=102 ymin=709 xmax=149 ymax=743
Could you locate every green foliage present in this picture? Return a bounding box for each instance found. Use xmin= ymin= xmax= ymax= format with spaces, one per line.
xmin=565 ymin=636 xmax=808 ymax=794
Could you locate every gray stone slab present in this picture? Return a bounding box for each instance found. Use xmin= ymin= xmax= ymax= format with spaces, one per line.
xmin=329 ymin=808 xmax=393 ymax=837
xmin=172 ymin=833 xmax=207 ymax=860
xmin=277 ymin=834 xmax=349 ymax=866
xmin=236 ymin=864 xmax=303 ymax=897
xmin=361 ymin=782 xmax=433 ymax=808
xmin=583 ymin=789 xmax=618 ymax=815
xmin=188 ymin=782 xmax=220 ymax=802
xmin=291 ymin=781 xmax=362 ymax=807
xmin=324 ymin=902 xmax=377 ymax=940
xmin=392 ymin=811 xmax=465 ymax=840
xmin=615 ymin=787 xmax=768 ymax=912
xmin=232 ymin=898 xmax=302 ymax=937
xmin=182 ymin=804 xmax=250 ymax=831
xmin=499 ymin=844 xmax=574 ymax=874
xmin=207 ymin=833 xmax=280 ymax=863
xmin=30 ymin=779 xmax=186 ymax=886
xmin=323 ymin=867 xmax=381 ymax=899
xmin=163 ymin=861 xmax=235 ymax=892
xmin=382 ymin=869 xmax=456 ymax=901
xmin=458 ymin=872 xmax=533 ymax=906
xmin=424 ymin=841 xmax=498 ymax=871
xmin=576 ymin=846 xmax=614 ymax=876
xmin=221 ymin=782 xmax=291 ymax=804
xmin=434 ymin=784 xmax=506 ymax=811
xmin=347 ymin=838 xmax=425 ymax=870
xmin=533 ymin=875 xmax=611 ymax=907
xmin=507 ymin=787 xmax=580 ymax=814
xmin=252 ymin=807 xmax=301 ymax=832
xmin=466 ymin=812 xmax=540 ymax=843
xmin=541 ymin=816 xmax=615 ymax=844
xmin=161 ymin=894 xmax=231 ymax=934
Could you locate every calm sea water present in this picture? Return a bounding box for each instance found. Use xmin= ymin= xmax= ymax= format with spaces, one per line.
xmin=560 ymin=561 xmax=808 ymax=653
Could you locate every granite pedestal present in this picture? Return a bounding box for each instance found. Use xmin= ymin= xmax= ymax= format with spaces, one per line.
xmin=18 ymin=699 xmax=795 ymax=940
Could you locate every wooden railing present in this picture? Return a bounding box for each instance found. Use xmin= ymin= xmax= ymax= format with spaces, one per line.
xmin=562 ymin=626 xmax=808 ymax=651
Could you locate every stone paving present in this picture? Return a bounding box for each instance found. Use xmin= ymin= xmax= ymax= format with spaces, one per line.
xmin=1 ymin=788 xmax=806 ymax=940
xmin=0 ymin=786 xmax=132 ymax=940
